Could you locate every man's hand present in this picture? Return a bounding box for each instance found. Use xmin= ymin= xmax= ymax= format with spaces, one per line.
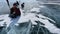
xmin=13 ymin=12 xmax=15 ymax=14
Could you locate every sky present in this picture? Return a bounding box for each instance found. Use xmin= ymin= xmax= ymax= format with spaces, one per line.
xmin=0 ymin=0 xmax=37 ymax=2
xmin=0 ymin=0 xmax=19 ymax=2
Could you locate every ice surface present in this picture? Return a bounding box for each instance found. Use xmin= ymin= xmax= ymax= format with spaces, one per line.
xmin=0 ymin=7 xmax=60 ymax=34
xmin=0 ymin=0 xmax=60 ymax=34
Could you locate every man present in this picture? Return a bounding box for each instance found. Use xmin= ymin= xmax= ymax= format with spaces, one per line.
xmin=16 ymin=1 xmax=19 ymax=6
xmin=21 ymin=3 xmax=25 ymax=9
xmin=9 ymin=3 xmax=21 ymax=18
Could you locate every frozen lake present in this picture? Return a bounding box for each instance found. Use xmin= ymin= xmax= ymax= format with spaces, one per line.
xmin=0 ymin=0 xmax=60 ymax=34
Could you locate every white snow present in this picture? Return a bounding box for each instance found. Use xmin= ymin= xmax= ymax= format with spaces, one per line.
xmin=30 ymin=8 xmax=40 ymax=12
xmin=0 ymin=0 xmax=60 ymax=34
xmin=0 ymin=9 xmax=60 ymax=34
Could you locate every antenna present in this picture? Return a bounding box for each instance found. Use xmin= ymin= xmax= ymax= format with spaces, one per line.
xmin=6 ymin=0 xmax=10 ymax=8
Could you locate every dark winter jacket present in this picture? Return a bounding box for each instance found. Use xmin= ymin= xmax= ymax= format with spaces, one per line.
xmin=10 ymin=7 xmax=21 ymax=16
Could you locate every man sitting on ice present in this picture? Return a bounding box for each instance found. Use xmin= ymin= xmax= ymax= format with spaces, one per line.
xmin=9 ymin=3 xmax=21 ymax=18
